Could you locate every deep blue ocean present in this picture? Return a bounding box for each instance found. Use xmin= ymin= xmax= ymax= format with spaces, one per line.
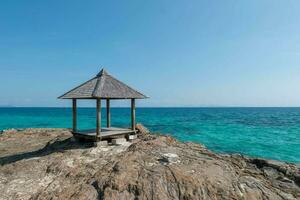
xmin=0 ymin=107 xmax=299 ymax=163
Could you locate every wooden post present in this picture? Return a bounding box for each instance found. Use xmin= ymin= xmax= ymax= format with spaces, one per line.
xmin=96 ymin=99 xmax=101 ymax=138
xmin=131 ymin=99 xmax=136 ymax=131
xmin=72 ymin=99 xmax=77 ymax=133
xmin=106 ymin=99 xmax=110 ymax=128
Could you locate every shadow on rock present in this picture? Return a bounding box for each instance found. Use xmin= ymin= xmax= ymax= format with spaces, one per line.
xmin=0 ymin=137 xmax=94 ymax=166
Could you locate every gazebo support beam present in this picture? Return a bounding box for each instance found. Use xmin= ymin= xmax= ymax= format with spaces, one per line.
xmin=106 ymin=99 xmax=110 ymax=128
xmin=131 ymin=99 xmax=136 ymax=131
xmin=72 ymin=99 xmax=77 ymax=133
xmin=96 ymin=99 xmax=101 ymax=138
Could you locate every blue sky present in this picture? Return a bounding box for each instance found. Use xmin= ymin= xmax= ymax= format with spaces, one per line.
xmin=0 ymin=0 xmax=300 ymax=107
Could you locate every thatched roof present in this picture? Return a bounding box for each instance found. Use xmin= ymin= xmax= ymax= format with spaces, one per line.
xmin=59 ymin=69 xmax=148 ymax=99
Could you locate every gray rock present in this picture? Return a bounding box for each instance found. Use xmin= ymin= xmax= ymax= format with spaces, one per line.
xmin=112 ymin=138 xmax=127 ymax=145
xmin=160 ymin=153 xmax=180 ymax=164
xmin=263 ymin=166 xmax=280 ymax=179
xmin=128 ymin=134 xmax=137 ymax=140
xmin=0 ymin=128 xmax=299 ymax=200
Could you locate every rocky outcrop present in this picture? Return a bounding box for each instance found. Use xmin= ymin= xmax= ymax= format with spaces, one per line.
xmin=0 ymin=127 xmax=299 ymax=200
xmin=136 ymin=123 xmax=150 ymax=135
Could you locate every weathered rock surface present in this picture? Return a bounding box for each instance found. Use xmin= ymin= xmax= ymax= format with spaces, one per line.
xmin=0 ymin=127 xmax=299 ymax=200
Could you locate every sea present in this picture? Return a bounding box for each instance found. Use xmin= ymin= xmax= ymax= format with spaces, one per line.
xmin=0 ymin=107 xmax=299 ymax=163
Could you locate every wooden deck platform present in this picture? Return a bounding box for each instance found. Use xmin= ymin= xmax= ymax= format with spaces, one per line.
xmin=72 ymin=127 xmax=136 ymax=141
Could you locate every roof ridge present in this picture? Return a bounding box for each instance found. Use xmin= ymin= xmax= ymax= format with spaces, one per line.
xmin=97 ymin=68 xmax=108 ymax=77
xmin=92 ymin=75 xmax=105 ymax=97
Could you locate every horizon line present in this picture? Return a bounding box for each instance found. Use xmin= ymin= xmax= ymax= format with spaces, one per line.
xmin=1 ymin=106 xmax=300 ymax=108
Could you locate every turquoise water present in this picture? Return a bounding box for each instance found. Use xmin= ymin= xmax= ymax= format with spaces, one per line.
xmin=0 ymin=107 xmax=299 ymax=163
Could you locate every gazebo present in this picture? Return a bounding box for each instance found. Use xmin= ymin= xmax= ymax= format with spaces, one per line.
xmin=59 ymin=69 xmax=148 ymax=141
